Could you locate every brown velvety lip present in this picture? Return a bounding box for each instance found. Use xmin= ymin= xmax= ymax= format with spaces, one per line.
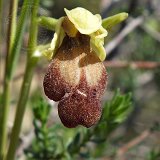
xmin=43 ymin=34 xmax=107 ymax=128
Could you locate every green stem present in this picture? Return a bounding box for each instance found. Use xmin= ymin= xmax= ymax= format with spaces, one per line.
xmin=6 ymin=0 xmax=40 ymax=159
xmin=0 ymin=0 xmax=3 ymax=37
xmin=0 ymin=0 xmax=3 ymax=95
xmin=5 ymin=61 xmax=36 ymax=160
xmin=0 ymin=0 xmax=18 ymax=158
xmin=0 ymin=81 xmax=11 ymax=160
xmin=0 ymin=0 xmax=3 ymax=49
xmin=0 ymin=0 xmax=3 ymax=97
xmin=7 ymin=0 xmax=31 ymax=79
xmin=0 ymin=0 xmax=3 ymax=153
xmin=8 ymin=0 xmax=18 ymax=53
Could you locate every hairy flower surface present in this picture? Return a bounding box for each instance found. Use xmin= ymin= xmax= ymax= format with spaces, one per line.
xmin=44 ymin=35 xmax=107 ymax=128
xmin=43 ymin=7 xmax=108 ymax=128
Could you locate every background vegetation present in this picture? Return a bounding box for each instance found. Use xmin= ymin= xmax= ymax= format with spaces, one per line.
xmin=0 ymin=0 xmax=160 ymax=159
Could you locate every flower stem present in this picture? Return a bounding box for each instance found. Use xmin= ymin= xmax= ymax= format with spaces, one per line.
xmin=0 ymin=0 xmax=18 ymax=158
xmin=7 ymin=0 xmax=31 ymax=79
xmin=6 ymin=0 xmax=40 ymax=159
xmin=0 ymin=0 xmax=3 ymax=50
xmin=8 ymin=0 xmax=18 ymax=53
xmin=0 ymin=0 xmax=32 ymax=158
xmin=5 ymin=60 xmax=36 ymax=160
xmin=38 ymin=16 xmax=58 ymax=31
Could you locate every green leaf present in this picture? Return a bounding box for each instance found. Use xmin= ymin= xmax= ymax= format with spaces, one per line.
xmin=26 ymin=90 xmax=132 ymax=159
xmin=93 ymin=89 xmax=132 ymax=140
xmin=147 ymin=148 xmax=160 ymax=160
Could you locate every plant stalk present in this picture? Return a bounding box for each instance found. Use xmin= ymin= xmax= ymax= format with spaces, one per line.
xmin=5 ymin=60 xmax=36 ymax=160
xmin=6 ymin=0 xmax=40 ymax=159
xmin=0 ymin=0 xmax=3 ymax=95
xmin=0 ymin=0 xmax=3 ymax=153
xmin=8 ymin=0 xmax=18 ymax=53
xmin=0 ymin=0 xmax=3 ymax=48
xmin=7 ymin=0 xmax=31 ymax=79
xmin=0 ymin=0 xmax=18 ymax=158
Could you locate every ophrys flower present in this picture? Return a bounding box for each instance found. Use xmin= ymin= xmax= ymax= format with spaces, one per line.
xmin=43 ymin=7 xmax=127 ymax=128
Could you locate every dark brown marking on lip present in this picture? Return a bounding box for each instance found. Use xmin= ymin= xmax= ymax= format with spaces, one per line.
xmin=43 ymin=62 xmax=66 ymax=102
xmin=58 ymin=69 xmax=104 ymax=128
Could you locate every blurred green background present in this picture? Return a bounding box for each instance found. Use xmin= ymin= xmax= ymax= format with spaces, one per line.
xmin=0 ymin=0 xmax=160 ymax=159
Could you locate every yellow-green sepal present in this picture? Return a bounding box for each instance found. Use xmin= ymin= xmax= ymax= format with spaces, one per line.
xmin=90 ymin=37 xmax=106 ymax=61
xmin=90 ymin=26 xmax=107 ymax=61
xmin=102 ymin=12 xmax=128 ymax=30
xmin=64 ymin=7 xmax=102 ymax=35
xmin=43 ymin=17 xmax=65 ymax=60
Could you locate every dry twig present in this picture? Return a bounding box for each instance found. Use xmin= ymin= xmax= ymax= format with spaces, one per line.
xmin=103 ymin=61 xmax=160 ymax=69
xmin=105 ymin=16 xmax=144 ymax=54
xmin=1 ymin=60 xmax=160 ymax=86
xmin=116 ymin=130 xmax=151 ymax=159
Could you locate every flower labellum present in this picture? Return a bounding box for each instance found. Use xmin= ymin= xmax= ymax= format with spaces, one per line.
xmin=43 ymin=7 xmax=108 ymax=128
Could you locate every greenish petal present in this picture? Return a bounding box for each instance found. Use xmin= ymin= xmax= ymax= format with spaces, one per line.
xmin=64 ymin=7 xmax=102 ymax=35
xmin=90 ymin=26 xmax=108 ymax=39
xmin=90 ymin=27 xmax=107 ymax=61
xmin=90 ymin=37 xmax=106 ymax=61
xmin=43 ymin=17 xmax=65 ymax=60
xmin=102 ymin=12 xmax=128 ymax=30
